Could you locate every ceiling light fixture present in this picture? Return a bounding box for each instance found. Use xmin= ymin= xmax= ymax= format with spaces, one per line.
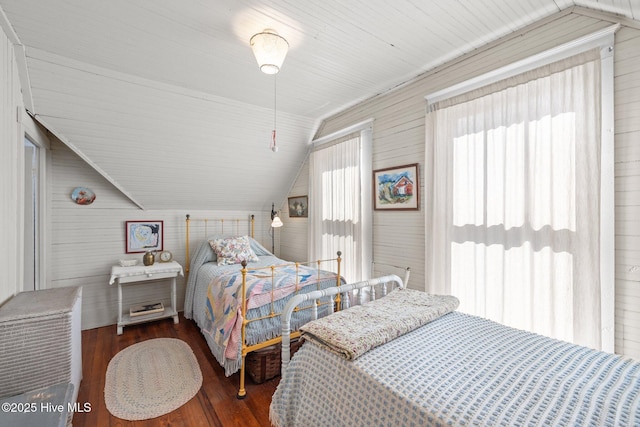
xmin=250 ymin=29 xmax=289 ymax=153
xmin=250 ymin=29 xmax=289 ymax=75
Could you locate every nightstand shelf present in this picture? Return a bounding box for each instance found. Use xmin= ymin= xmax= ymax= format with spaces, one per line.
xmin=120 ymin=308 xmax=178 ymax=325
xmin=109 ymin=261 xmax=183 ymax=335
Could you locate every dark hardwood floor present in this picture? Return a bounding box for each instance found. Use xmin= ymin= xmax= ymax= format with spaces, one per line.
xmin=73 ymin=314 xmax=279 ymax=427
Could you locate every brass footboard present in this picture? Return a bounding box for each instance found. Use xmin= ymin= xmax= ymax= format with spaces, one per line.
xmin=184 ymin=214 xmax=344 ymax=399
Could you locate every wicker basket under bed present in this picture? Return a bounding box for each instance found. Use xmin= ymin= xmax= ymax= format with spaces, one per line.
xmin=246 ymin=338 xmax=303 ymax=384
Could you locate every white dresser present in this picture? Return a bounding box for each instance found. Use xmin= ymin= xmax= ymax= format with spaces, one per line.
xmin=0 ymin=286 xmax=82 ymax=425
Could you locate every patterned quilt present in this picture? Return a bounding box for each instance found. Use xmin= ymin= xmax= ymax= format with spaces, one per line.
xmin=300 ymin=289 xmax=459 ymax=360
xmin=271 ymin=311 xmax=640 ymax=427
xmin=203 ymin=264 xmax=338 ymax=360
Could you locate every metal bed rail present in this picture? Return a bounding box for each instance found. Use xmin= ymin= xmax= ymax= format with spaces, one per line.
xmin=279 ymin=274 xmax=405 ymax=373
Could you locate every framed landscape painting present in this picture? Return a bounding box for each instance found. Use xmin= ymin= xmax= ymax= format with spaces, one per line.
xmin=125 ymin=220 xmax=164 ymax=253
xmin=373 ymin=163 xmax=419 ymax=210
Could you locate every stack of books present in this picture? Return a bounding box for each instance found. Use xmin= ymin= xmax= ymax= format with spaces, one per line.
xmin=130 ymin=302 xmax=164 ymax=317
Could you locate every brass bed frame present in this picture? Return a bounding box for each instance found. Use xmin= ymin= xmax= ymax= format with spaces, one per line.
xmin=185 ymin=214 xmax=343 ymax=398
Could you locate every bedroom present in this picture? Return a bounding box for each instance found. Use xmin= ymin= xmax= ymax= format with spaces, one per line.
xmin=0 ymin=1 xmax=639 ymax=426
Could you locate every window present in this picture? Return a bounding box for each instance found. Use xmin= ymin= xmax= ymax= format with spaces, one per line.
xmin=425 ymin=27 xmax=615 ymax=351
xmin=309 ymin=121 xmax=373 ymax=283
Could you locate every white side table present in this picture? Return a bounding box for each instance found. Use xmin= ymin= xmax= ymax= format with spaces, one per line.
xmin=109 ymin=261 xmax=183 ymax=335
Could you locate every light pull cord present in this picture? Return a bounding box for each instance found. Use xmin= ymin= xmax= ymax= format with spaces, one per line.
xmin=270 ymin=74 xmax=278 ymax=152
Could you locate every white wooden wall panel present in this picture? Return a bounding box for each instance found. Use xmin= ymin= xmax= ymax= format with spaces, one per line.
xmin=24 ymin=48 xmax=316 ymax=212
xmin=617 ymin=309 xmax=640 ymax=355
xmin=0 ymin=27 xmax=22 ymax=305
xmin=279 ymin=160 xmax=309 ymax=262
xmin=49 ymin=138 xmax=274 ymax=329
xmin=613 ymin=26 xmax=640 ymax=360
xmin=306 ymin=13 xmax=640 ymax=360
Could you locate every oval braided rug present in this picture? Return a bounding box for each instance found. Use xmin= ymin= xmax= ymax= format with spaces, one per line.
xmin=104 ymin=338 xmax=202 ymax=420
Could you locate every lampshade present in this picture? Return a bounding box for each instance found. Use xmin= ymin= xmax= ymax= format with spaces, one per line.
xmin=250 ymin=29 xmax=289 ymax=74
xmin=271 ymin=215 xmax=283 ymax=228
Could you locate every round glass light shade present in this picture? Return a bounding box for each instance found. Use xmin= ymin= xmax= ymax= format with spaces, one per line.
xmin=250 ymin=29 xmax=289 ymax=74
xmin=271 ymin=215 xmax=283 ymax=228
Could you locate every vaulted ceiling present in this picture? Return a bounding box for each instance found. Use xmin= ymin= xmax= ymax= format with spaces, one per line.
xmin=1 ymin=0 xmax=638 ymax=211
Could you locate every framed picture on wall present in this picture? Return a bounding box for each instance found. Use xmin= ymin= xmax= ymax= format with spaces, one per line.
xmin=125 ymin=220 xmax=164 ymax=253
xmin=373 ymin=163 xmax=419 ymax=210
xmin=288 ymin=195 xmax=308 ymax=218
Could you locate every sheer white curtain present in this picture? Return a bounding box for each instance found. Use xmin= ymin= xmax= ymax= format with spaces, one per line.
xmin=426 ymin=50 xmax=603 ymax=349
xmin=309 ymin=134 xmax=365 ymax=283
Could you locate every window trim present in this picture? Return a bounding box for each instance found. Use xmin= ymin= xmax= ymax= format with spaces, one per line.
xmin=425 ymin=25 xmax=618 ymax=109
xmin=21 ymin=111 xmax=50 ymax=291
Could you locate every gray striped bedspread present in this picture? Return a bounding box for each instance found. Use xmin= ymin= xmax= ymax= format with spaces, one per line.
xmin=270 ymin=311 xmax=640 ymax=427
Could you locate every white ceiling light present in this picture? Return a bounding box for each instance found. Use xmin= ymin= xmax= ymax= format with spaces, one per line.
xmin=250 ymin=29 xmax=289 ymax=74
xmin=250 ymin=28 xmax=289 ymax=152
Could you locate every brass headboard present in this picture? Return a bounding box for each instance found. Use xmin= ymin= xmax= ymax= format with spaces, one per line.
xmin=185 ymin=214 xmax=255 ymax=273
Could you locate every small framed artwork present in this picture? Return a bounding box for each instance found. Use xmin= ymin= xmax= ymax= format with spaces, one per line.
xmin=288 ymin=195 xmax=308 ymax=218
xmin=125 ymin=220 xmax=164 ymax=253
xmin=373 ymin=163 xmax=419 ymax=211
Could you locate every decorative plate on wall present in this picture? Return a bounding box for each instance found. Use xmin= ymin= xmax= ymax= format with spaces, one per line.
xmin=71 ymin=187 xmax=96 ymax=205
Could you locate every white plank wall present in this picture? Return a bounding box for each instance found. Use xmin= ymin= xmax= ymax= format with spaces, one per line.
xmin=613 ymin=26 xmax=640 ymax=359
xmin=49 ymin=139 xmax=274 ymax=329
xmin=279 ymin=160 xmax=309 ymax=262
xmin=305 ymin=12 xmax=640 ymax=360
xmin=24 ymin=48 xmax=316 ymax=212
xmin=0 ymin=27 xmax=22 ymax=305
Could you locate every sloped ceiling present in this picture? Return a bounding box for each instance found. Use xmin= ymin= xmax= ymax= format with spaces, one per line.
xmin=0 ymin=0 xmax=638 ymax=211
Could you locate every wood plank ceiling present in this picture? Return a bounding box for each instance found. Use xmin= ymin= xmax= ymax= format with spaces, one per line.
xmin=0 ymin=0 xmax=638 ymax=211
